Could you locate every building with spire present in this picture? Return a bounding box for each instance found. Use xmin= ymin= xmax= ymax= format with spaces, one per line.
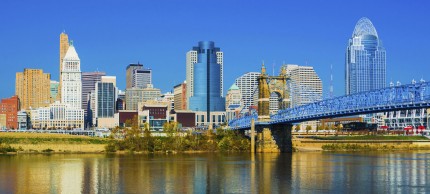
xmin=61 ymin=42 xmax=82 ymax=109
xmin=57 ymin=32 xmax=69 ymax=101
xmin=29 ymin=38 xmax=84 ymax=130
xmin=346 ymin=17 xmax=386 ymax=95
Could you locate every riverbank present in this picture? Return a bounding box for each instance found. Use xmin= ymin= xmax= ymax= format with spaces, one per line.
xmin=0 ymin=133 xmax=109 ymax=153
xmin=293 ymin=135 xmax=430 ymax=151
xmin=3 ymin=132 xmax=430 ymax=154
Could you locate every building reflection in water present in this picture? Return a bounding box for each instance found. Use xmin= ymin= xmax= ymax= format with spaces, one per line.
xmin=1 ymin=151 xmax=430 ymax=193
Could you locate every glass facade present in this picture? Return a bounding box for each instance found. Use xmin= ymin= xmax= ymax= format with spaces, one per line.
xmin=189 ymin=41 xmax=225 ymax=112
xmin=97 ymin=82 xmax=116 ymax=118
xmin=346 ymin=17 xmax=386 ymax=95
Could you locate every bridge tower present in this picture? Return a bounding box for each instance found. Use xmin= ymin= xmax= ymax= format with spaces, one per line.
xmin=253 ymin=63 xmax=292 ymax=152
xmin=257 ymin=63 xmax=290 ymax=121
xmin=257 ymin=63 xmax=270 ymax=121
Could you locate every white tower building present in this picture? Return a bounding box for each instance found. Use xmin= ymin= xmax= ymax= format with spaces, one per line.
xmin=283 ymin=64 xmax=322 ymax=107
xmin=234 ymin=72 xmax=261 ymax=111
xmin=61 ymin=43 xmax=82 ymax=110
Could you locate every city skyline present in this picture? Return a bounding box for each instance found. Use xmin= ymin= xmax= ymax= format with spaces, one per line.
xmin=1 ymin=1 xmax=429 ymax=99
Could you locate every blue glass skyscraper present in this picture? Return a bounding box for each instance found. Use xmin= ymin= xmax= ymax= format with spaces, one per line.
xmin=346 ymin=17 xmax=386 ymax=95
xmin=189 ymin=41 xmax=225 ymax=113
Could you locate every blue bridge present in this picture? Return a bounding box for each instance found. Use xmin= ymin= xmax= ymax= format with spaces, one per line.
xmin=229 ymin=81 xmax=430 ymax=130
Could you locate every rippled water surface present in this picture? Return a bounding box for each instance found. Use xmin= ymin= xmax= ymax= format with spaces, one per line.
xmin=1 ymin=151 xmax=430 ymax=193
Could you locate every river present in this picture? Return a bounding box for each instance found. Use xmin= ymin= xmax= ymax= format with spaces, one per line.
xmin=1 ymin=151 xmax=429 ymax=193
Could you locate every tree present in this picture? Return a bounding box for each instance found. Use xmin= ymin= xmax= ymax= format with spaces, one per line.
xmin=316 ymin=125 xmax=324 ymax=132
xmin=124 ymin=115 xmax=143 ymax=151
xmin=163 ymin=122 xmax=180 ymax=150
xmin=143 ymin=122 xmax=154 ymax=152
xmin=305 ymin=125 xmax=312 ymax=134
xmin=295 ymin=125 xmax=301 ymax=132
xmin=324 ymin=125 xmax=329 ymax=131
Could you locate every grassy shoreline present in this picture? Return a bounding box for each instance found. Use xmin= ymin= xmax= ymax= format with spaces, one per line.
xmin=293 ymin=135 xmax=430 ymax=151
xmin=3 ymin=133 xmax=430 ymax=154
xmin=0 ymin=133 xmax=110 ymax=154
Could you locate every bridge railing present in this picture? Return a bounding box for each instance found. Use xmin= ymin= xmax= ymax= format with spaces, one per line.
xmin=228 ymin=114 xmax=258 ymax=129
xmin=229 ymin=81 xmax=430 ymax=129
xmin=271 ymin=81 xmax=430 ymax=123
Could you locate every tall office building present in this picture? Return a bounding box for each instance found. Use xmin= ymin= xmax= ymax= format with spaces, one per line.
xmin=125 ymin=88 xmax=145 ymax=111
xmin=282 ymin=64 xmax=322 ymax=130
xmin=58 ymin=32 xmax=70 ymax=101
xmin=186 ymin=41 xmax=224 ymax=109
xmin=283 ymin=64 xmax=323 ymax=107
xmin=94 ymin=76 xmax=117 ymax=128
xmin=126 ymin=63 xmax=143 ymax=89
xmin=346 ymin=17 xmax=386 ymax=95
xmin=173 ymin=81 xmax=187 ymax=111
xmin=15 ymin=69 xmax=51 ymax=110
xmin=188 ymin=41 xmax=225 ymax=113
xmin=133 ymin=68 xmax=152 ymax=88
xmin=82 ymin=71 xmax=106 ymax=125
xmin=61 ymin=43 xmax=82 ymax=109
xmin=186 ymin=50 xmax=197 ymax=103
xmin=95 ymin=77 xmax=116 ymax=119
xmin=234 ymin=72 xmax=261 ymax=111
xmin=125 ymin=85 xmax=161 ymax=111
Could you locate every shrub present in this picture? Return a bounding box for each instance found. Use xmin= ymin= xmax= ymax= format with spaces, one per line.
xmin=105 ymin=143 xmax=117 ymax=152
xmin=0 ymin=144 xmax=17 ymax=153
xmin=42 ymin=148 xmax=54 ymax=153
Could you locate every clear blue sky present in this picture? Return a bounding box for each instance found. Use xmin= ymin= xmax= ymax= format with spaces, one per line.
xmin=1 ymin=0 xmax=429 ymax=99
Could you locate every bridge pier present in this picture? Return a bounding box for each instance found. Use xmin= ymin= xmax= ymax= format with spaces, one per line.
xmin=253 ymin=124 xmax=292 ymax=153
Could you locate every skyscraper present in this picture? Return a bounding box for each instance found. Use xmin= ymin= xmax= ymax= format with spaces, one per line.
xmin=95 ymin=76 xmax=117 ymax=128
xmin=346 ymin=17 xmax=386 ymax=95
xmin=283 ymin=64 xmax=323 ymax=107
xmin=186 ymin=41 xmax=224 ymax=109
xmin=234 ymin=72 xmax=261 ymax=111
xmin=188 ymin=41 xmax=225 ymax=113
xmin=173 ymin=81 xmax=187 ymax=111
xmin=58 ymin=32 xmax=69 ymax=101
xmin=82 ymin=71 xmax=106 ymax=125
xmin=61 ymin=43 xmax=82 ymax=109
xmin=126 ymin=63 xmax=143 ymax=89
xmin=15 ymin=69 xmax=51 ymax=110
xmin=133 ymin=68 xmax=152 ymax=88
xmin=95 ymin=77 xmax=116 ymax=119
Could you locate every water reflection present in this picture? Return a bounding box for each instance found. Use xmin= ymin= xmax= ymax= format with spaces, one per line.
xmin=1 ymin=152 xmax=430 ymax=193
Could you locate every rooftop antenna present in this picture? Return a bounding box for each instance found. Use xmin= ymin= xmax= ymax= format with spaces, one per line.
xmin=272 ymin=61 xmax=275 ymax=76
xmin=330 ymin=64 xmax=333 ymax=98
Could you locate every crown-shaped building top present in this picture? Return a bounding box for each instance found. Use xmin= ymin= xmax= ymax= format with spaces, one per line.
xmin=62 ymin=43 xmax=81 ymax=72
xmin=352 ymin=17 xmax=378 ymax=38
xmin=63 ymin=43 xmax=80 ymax=61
